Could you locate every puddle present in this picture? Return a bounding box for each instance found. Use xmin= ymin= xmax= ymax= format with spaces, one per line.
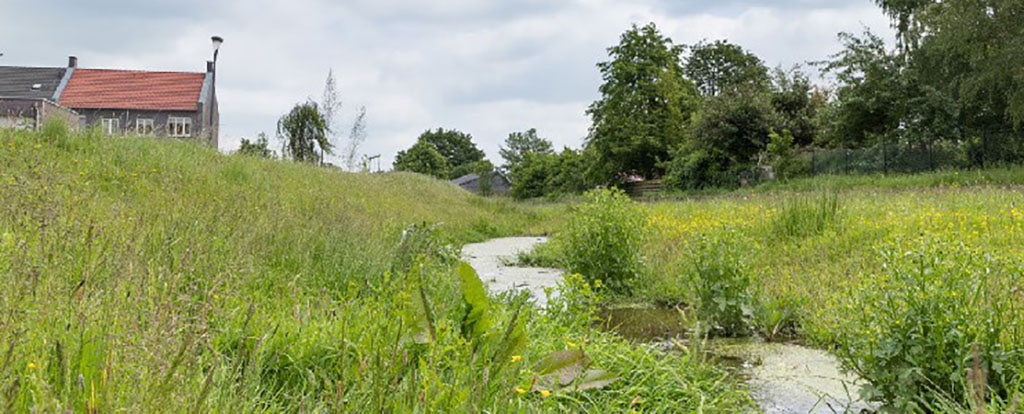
xmin=594 ymin=306 xmax=876 ymax=413
xmin=595 ymin=305 xmax=691 ymax=342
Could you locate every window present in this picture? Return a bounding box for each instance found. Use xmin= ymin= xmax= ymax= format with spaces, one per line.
xmin=168 ymin=117 xmax=192 ymax=137
xmin=136 ymin=119 xmax=154 ymax=135
xmin=101 ymin=118 xmax=120 ymax=135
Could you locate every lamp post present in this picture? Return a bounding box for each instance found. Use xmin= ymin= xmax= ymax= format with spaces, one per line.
xmin=211 ymin=36 xmax=223 ymax=63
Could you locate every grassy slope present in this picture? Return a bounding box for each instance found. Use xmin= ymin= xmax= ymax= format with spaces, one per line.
xmin=0 ymin=127 xmax=751 ymax=412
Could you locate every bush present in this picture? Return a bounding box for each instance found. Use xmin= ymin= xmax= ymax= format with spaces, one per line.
xmin=690 ymin=234 xmax=754 ymax=337
xmin=832 ymin=242 xmax=1024 ymax=411
xmin=558 ymin=188 xmax=646 ymax=293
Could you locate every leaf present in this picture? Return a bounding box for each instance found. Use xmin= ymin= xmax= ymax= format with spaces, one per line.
xmin=457 ymin=262 xmax=492 ymax=344
xmin=408 ymin=279 xmax=436 ymax=345
xmin=573 ymin=369 xmax=618 ymax=391
xmin=491 ymin=303 xmax=528 ymax=377
xmin=533 ymin=349 xmax=590 ymax=388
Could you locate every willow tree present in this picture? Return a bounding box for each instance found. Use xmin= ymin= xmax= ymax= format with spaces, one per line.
xmin=278 ymin=101 xmax=332 ymax=163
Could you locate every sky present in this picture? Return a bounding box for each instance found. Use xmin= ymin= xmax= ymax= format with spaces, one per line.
xmin=1 ymin=0 xmax=893 ymax=168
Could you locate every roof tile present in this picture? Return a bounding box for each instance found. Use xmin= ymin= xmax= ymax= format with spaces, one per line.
xmin=60 ymin=69 xmax=205 ymax=111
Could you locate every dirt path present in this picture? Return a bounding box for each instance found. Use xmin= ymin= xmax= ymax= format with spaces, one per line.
xmin=461 ymin=237 xmax=561 ymax=306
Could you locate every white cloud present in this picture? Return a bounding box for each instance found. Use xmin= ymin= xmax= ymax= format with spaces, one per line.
xmin=1 ymin=0 xmax=893 ymax=167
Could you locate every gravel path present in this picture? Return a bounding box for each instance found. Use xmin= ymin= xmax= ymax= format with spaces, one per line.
xmin=461 ymin=237 xmax=562 ymax=306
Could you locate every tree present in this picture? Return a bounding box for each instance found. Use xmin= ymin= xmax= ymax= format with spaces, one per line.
xmin=278 ymin=101 xmax=331 ymax=163
xmin=415 ymin=128 xmax=486 ymax=178
xmin=393 ymin=141 xmax=449 ymax=178
xmin=770 ymin=67 xmax=824 ymax=147
xmin=499 ymin=128 xmax=553 ymax=171
xmin=689 ymin=88 xmax=775 ymax=166
xmin=586 ymin=22 xmax=698 ymax=180
xmin=320 ymin=70 xmax=372 ymax=170
xmin=818 ymin=31 xmax=906 ymax=148
xmin=684 ymin=40 xmax=769 ymax=98
xmin=237 ymin=132 xmax=275 ymax=158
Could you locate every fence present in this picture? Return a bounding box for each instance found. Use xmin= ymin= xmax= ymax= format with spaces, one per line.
xmin=801 ymin=130 xmax=1024 ymax=176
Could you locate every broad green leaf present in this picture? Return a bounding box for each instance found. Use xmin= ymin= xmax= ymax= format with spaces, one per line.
xmin=457 ymin=262 xmax=492 ymax=344
xmin=573 ymin=369 xmax=618 ymax=391
xmin=533 ymin=349 xmax=589 ymax=388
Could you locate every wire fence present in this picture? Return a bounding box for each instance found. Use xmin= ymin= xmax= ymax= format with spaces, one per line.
xmin=800 ymin=130 xmax=1024 ymax=176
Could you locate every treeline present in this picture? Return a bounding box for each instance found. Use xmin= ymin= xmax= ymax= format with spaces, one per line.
xmin=393 ymin=0 xmax=1023 ymax=198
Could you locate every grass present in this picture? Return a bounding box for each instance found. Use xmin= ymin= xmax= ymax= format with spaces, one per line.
xmin=634 ymin=182 xmax=1024 ymax=411
xmin=0 ymin=126 xmax=753 ymax=412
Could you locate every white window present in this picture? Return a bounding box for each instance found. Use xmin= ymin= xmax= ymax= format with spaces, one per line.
xmin=136 ymin=119 xmax=154 ymax=135
xmin=168 ymin=117 xmax=192 ymax=137
xmin=101 ymin=118 xmax=120 ymax=135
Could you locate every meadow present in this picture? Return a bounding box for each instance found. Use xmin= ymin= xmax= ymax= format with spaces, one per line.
xmin=532 ymin=181 xmax=1024 ymax=412
xmin=0 ymin=126 xmax=754 ymax=412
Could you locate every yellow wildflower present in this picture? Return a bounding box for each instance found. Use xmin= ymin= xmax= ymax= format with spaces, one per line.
xmin=514 ymin=387 xmax=527 ymax=395
xmin=27 ymin=362 xmax=37 ymax=370
xmin=510 ymin=355 xmax=523 ymax=363
xmin=540 ymin=390 xmax=551 ymax=397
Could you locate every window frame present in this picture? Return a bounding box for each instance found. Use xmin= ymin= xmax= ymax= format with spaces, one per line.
xmin=136 ymin=118 xmax=155 ymax=135
xmin=101 ymin=118 xmax=120 ymax=136
xmin=167 ymin=117 xmax=192 ymax=137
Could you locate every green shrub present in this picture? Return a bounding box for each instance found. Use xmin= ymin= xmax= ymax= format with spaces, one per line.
xmin=768 ymin=191 xmax=841 ymax=239
xmin=558 ymin=188 xmax=646 ymax=293
xmin=832 ymin=241 xmax=1024 ymax=412
xmin=690 ymin=234 xmax=754 ymax=337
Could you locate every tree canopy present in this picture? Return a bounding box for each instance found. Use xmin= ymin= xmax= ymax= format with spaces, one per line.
xmin=684 ymin=40 xmax=769 ymax=98
xmin=393 ymin=140 xmax=449 ymax=178
xmin=278 ymin=101 xmax=332 ymax=163
xmin=586 ymin=22 xmax=698 ymax=180
xmin=499 ymin=128 xmax=553 ymax=171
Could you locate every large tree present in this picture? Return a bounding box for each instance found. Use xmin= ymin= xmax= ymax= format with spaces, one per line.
xmin=586 ymin=23 xmax=698 ymax=180
xmin=499 ymin=128 xmax=553 ymax=171
xmin=393 ymin=140 xmax=449 ymax=178
xmin=414 ymin=128 xmax=486 ymax=178
xmin=684 ymin=40 xmax=769 ymax=98
xmin=278 ymin=101 xmax=332 ymax=163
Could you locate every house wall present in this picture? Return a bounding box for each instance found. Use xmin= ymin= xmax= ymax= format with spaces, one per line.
xmin=74 ymin=108 xmax=206 ymax=140
xmin=0 ymin=98 xmax=80 ymax=131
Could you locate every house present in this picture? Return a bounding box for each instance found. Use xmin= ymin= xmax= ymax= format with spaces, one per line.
xmin=0 ymin=55 xmax=219 ymax=147
xmin=0 ymin=65 xmax=80 ymax=130
xmin=450 ymin=172 xmax=511 ymax=196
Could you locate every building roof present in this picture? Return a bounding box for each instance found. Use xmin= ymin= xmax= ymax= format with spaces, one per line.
xmin=60 ymin=69 xmax=206 ymax=111
xmin=450 ymin=173 xmax=480 ymax=186
xmin=0 ymin=66 xmax=67 ymax=100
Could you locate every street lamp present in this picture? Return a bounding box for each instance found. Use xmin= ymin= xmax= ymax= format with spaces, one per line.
xmin=211 ymin=36 xmax=223 ymax=62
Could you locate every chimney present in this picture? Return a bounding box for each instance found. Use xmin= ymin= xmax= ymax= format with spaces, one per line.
xmin=207 ymin=60 xmax=215 ymax=74
xmin=68 ymin=56 xmax=78 ymax=68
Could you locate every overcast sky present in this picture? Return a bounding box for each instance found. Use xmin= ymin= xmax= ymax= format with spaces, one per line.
xmin=2 ymin=0 xmax=892 ymax=168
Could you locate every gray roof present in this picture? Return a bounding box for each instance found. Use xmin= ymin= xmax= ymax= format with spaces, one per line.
xmin=450 ymin=173 xmax=479 ymax=186
xmin=0 ymin=66 xmax=67 ymax=100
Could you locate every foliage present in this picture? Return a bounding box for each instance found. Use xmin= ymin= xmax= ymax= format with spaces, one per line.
xmin=413 ymin=128 xmax=486 ymax=179
xmin=499 ymin=128 xmax=553 ymax=171
xmin=662 ymin=147 xmax=737 ymax=190
xmin=769 ymin=67 xmax=823 ymax=147
xmin=684 ymin=39 xmax=770 ymax=97
xmin=236 ymin=132 xmax=275 ymax=158
xmin=688 ymin=87 xmax=775 ymax=166
xmin=586 ymin=23 xmax=698 ymax=180
xmin=831 ymin=242 xmax=1024 ymax=411
xmin=393 ymin=140 xmax=449 ymax=178
xmin=508 ymin=148 xmax=591 ymax=200
xmin=690 ymin=234 xmax=754 ymax=337
xmin=557 ymin=189 xmax=646 ymax=293
xmin=277 ymin=100 xmax=332 ymax=163
xmin=764 ymin=128 xmax=809 ymax=180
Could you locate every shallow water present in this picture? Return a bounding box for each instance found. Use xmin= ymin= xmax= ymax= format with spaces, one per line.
xmin=464 ymin=238 xmax=876 ymax=413
xmin=461 ymin=236 xmax=561 ymax=306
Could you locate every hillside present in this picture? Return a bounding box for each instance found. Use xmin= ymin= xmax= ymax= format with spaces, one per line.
xmin=0 ymin=126 xmax=751 ymax=412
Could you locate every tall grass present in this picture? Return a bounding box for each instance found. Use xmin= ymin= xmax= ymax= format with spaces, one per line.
xmin=0 ymin=127 xmax=752 ymax=412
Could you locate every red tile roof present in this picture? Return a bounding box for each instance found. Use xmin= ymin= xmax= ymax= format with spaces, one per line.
xmin=60 ymin=69 xmax=206 ymax=111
